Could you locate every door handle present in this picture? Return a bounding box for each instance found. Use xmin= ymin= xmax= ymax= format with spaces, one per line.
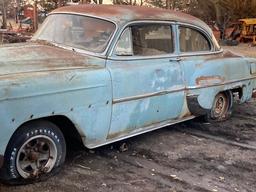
xmin=169 ymin=57 xmax=182 ymax=62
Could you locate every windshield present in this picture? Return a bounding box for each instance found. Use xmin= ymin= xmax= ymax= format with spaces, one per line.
xmin=33 ymin=14 xmax=116 ymax=53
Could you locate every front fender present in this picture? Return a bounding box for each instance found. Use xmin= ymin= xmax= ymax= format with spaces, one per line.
xmin=0 ymin=68 xmax=113 ymax=155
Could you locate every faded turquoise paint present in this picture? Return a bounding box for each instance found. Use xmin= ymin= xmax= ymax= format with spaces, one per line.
xmin=182 ymin=52 xmax=256 ymax=109
xmin=106 ymin=58 xmax=185 ymax=138
xmin=0 ymin=7 xmax=256 ymax=158
xmin=0 ymin=43 xmax=113 ymax=155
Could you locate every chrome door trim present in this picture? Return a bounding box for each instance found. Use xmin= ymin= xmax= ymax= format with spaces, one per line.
xmin=113 ymin=86 xmax=185 ymax=104
xmin=112 ymin=76 xmax=256 ymax=104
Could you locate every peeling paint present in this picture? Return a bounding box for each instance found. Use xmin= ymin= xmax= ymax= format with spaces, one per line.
xmin=0 ymin=5 xmax=256 ymax=160
xmin=196 ymin=76 xmax=225 ymax=86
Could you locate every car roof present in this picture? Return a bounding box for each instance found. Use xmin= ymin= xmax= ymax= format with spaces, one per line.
xmin=52 ymin=4 xmax=212 ymax=34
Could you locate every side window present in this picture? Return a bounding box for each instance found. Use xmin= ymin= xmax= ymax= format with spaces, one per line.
xmin=114 ymin=28 xmax=133 ymax=56
xmin=179 ymin=26 xmax=211 ymax=52
xmin=114 ymin=24 xmax=174 ymax=57
xmin=132 ymin=24 xmax=173 ymax=56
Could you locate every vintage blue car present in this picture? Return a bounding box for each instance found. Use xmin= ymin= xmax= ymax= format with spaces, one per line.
xmin=0 ymin=5 xmax=256 ymax=184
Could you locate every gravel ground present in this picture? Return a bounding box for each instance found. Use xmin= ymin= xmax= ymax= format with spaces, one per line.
xmin=223 ymin=43 xmax=256 ymax=58
xmin=0 ymin=43 xmax=256 ymax=192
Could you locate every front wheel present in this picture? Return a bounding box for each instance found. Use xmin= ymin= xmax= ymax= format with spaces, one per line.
xmin=1 ymin=120 xmax=66 ymax=185
xmin=205 ymin=91 xmax=233 ymax=122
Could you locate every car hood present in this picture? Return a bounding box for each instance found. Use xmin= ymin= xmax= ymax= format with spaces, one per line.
xmin=0 ymin=42 xmax=102 ymax=76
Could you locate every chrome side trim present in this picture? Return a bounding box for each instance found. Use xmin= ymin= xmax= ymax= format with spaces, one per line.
xmin=113 ymin=86 xmax=185 ymax=104
xmin=112 ymin=76 xmax=256 ymax=104
xmin=85 ymin=115 xmax=195 ymax=149
xmin=187 ymin=76 xmax=256 ymax=90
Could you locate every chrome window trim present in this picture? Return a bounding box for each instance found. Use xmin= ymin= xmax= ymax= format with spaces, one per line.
xmin=179 ymin=49 xmax=223 ymax=57
xmin=108 ymin=20 xmax=177 ymax=61
xmin=108 ymin=20 xmax=223 ymax=61
xmin=113 ymin=27 xmax=134 ymax=56
xmin=176 ymin=22 xmax=222 ymax=56
xmin=108 ymin=53 xmax=180 ymax=61
xmin=35 ymin=12 xmax=119 ymax=58
xmin=178 ymin=24 xmax=213 ymax=52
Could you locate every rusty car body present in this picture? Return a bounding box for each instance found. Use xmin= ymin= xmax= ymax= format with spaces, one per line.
xmin=0 ymin=5 xmax=256 ymax=184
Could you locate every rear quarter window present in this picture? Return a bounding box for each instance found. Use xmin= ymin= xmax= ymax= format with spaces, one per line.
xmin=179 ymin=26 xmax=211 ymax=52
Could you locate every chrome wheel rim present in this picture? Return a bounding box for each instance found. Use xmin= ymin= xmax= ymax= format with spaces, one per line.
xmin=16 ymin=135 xmax=57 ymax=179
xmin=213 ymin=93 xmax=228 ymax=118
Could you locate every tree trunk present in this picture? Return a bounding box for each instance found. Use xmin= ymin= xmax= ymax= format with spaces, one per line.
xmin=58 ymin=0 xmax=63 ymax=7
xmin=166 ymin=0 xmax=170 ymax=9
xmin=33 ymin=0 xmax=38 ymax=32
xmin=1 ymin=0 xmax=7 ymax=29
xmin=16 ymin=0 xmax=20 ymax=23
xmin=212 ymin=0 xmax=226 ymax=40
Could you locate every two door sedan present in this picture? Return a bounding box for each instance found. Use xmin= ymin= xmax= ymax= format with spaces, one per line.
xmin=107 ymin=22 xmax=213 ymax=138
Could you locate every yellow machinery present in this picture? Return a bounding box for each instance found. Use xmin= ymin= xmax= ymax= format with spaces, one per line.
xmin=239 ymin=19 xmax=256 ymax=45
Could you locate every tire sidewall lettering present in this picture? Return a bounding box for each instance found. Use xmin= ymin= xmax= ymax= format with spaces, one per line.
xmin=7 ymin=126 xmax=63 ymax=180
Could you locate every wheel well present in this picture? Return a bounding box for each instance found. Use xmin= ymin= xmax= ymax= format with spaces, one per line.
xmin=230 ymin=87 xmax=243 ymax=100
xmin=15 ymin=116 xmax=84 ymax=149
xmin=42 ymin=116 xmax=84 ymax=147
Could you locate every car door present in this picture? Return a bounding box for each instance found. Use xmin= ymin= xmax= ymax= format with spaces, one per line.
xmin=177 ymin=25 xmax=216 ymax=110
xmin=106 ymin=22 xmax=185 ymax=139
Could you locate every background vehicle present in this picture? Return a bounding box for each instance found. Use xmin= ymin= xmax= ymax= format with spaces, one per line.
xmin=239 ymin=19 xmax=256 ymax=45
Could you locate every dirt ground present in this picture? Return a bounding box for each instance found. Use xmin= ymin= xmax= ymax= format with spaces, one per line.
xmin=1 ymin=44 xmax=256 ymax=192
xmin=223 ymin=44 xmax=256 ymax=58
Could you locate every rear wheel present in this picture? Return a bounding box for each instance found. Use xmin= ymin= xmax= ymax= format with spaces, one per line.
xmin=1 ymin=120 xmax=66 ymax=185
xmin=205 ymin=91 xmax=233 ymax=122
